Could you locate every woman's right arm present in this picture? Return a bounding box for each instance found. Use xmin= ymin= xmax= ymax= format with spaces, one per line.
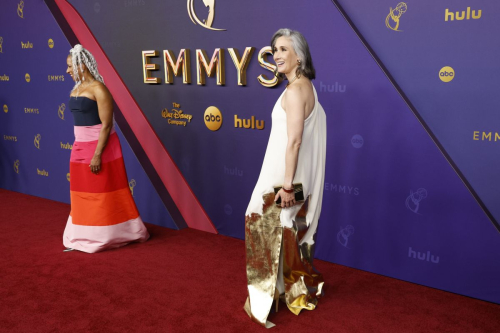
xmin=275 ymin=84 xmax=307 ymax=207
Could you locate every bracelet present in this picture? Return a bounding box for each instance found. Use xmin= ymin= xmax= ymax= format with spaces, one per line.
xmin=282 ymin=186 xmax=294 ymax=193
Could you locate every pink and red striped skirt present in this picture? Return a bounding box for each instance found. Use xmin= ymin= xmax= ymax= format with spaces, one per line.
xmin=63 ymin=124 xmax=149 ymax=253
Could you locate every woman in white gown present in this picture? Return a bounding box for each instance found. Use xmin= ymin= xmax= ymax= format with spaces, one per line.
xmin=244 ymin=29 xmax=327 ymax=328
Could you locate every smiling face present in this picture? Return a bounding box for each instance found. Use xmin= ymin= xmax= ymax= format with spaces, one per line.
xmin=273 ymin=36 xmax=299 ymax=76
xmin=66 ymin=55 xmax=75 ymax=82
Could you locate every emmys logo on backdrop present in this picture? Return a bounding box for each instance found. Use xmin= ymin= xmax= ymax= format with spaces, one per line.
xmin=405 ymin=188 xmax=427 ymax=214
xmin=129 ymin=179 xmax=136 ymax=196
xmin=17 ymin=0 xmax=24 ymax=18
xmin=58 ymin=103 xmax=66 ymax=120
xmin=4 ymin=135 xmax=18 ymax=142
xmin=385 ymin=2 xmax=407 ymax=31
xmin=445 ymin=7 xmax=481 ymax=21
xmin=142 ymin=46 xmax=277 ymax=87
xmin=0 ymin=37 xmax=3 ymax=53
xmin=473 ymin=131 xmax=500 ymax=142
xmin=204 ymin=106 xmax=222 ymax=131
xmin=24 ymin=107 xmax=39 ymax=114
xmin=3 ymin=104 xmax=8 ymax=113
xmin=439 ymin=66 xmax=454 ymax=82
xmin=13 ymin=160 xmax=20 ymax=174
xmin=34 ymin=134 xmax=41 ymax=149
xmin=337 ymin=225 xmax=355 ymax=248
xmin=0 ymin=74 xmax=9 ymax=81
xmin=187 ymin=0 xmax=226 ymax=31
xmin=234 ymin=115 xmax=264 ymax=130
xmin=48 ymin=39 xmax=54 ymax=49
xmin=324 ymin=183 xmax=360 ymax=196
xmin=66 ymin=173 xmax=70 ymax=182
xmin=161 ymin=102 xmax=193 ymax=126
xmin=37 ymin=168 xmax=49 ymax=177
xmin=21 ymin=41 xmax=33 ymax=49
xmin=408 ymin=247 xmax=439 ymax=264
xmin=48 ymin=75 xmax=64 ymax=82
xmin=25 ymin=73 xmax=30 ymax=82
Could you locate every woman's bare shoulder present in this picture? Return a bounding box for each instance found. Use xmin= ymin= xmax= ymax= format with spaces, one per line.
xmin=91 ymin=82 xmax=112 ymax=100
xmin=285 ymin=79 xmax=312 ymax=99
xmin=91 ymin=81 xmax=108 ymax=93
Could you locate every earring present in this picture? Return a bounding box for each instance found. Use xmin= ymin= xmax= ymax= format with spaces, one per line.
xmin=297 ymin=59 xmax=302 ymax=65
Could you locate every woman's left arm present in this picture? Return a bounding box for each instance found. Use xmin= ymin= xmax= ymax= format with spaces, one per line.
xmin=89 ymin=85 xmax=113 ymax=174
xmin=275 ymin=85 xmax=306 ymax=207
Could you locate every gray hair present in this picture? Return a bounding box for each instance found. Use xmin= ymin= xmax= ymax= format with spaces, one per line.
xmin=69 ymin=44 xmax=105 ymax=91
xmin=271 ymin=28 xmax=316 ymax=80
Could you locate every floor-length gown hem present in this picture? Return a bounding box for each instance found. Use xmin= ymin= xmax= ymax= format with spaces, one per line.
xmin=63 ymin=96 xmax=149 ymax=253
xmin=244 ymin=84 xmax=326 ymax=327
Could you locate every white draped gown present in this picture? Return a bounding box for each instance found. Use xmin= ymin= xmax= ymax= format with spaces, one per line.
xmin=244 ymin=83 xmax=327 ymax=328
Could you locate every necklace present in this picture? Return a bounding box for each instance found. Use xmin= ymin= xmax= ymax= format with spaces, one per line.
xmin=286 ymin=75 xmax=298 ymax=87
xmin=80 ymin=77 xmax=95 ymax=89
xmin=75 ymin=78 xmax=95 ymax=98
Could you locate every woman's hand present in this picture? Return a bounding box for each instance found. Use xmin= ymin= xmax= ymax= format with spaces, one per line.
xmin=275 ymin=188 xmax=296 ymax=208
xmin=89 ymin=154 xmax=101 ymax=174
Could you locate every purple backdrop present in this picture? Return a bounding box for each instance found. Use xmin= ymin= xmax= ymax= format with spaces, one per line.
xmin=0 ymin=0 xmax=499 ymax=304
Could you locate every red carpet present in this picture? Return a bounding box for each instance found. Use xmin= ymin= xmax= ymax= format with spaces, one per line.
xmin=0 ymin=189 xmax=499 ymax=333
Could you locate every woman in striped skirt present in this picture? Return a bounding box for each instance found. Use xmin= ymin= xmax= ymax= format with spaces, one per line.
xmin=62 ymin=44 xmax=149 ymax=253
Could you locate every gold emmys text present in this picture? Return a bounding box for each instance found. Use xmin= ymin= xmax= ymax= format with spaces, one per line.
xmin=3 ymin=135 xmax=17 ymax=141
xmin=142 ymin=47 xmax=278 ymax=87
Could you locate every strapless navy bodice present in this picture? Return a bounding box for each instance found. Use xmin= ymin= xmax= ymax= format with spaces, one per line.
xmin=69 ymin=96 xmax=102 ymax=126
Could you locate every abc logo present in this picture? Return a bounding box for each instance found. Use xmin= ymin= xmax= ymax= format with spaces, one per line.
xmin=25 ymin=73 xmax=30 ymax=82
xmin=351 ymin=134 xmax=364 ymax=148
xmin=48 ymin=38 xmax=54 ymax=49
xmin=204 ymin=106 xmax=222 ymax=131
xmin=439 ymin=66 xmax=455 ymax=82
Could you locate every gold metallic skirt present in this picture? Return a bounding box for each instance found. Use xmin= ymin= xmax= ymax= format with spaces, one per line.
xmin=244 ymin=193 xmax=324 ymax=328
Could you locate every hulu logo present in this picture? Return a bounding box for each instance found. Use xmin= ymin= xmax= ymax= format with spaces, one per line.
xmin=408 ymin=247 xmax=439 ymax=264
xmin=234 ymin=115 xmax=264 ymax=130
xmin=445 ymin=7 xmax=481 ymax=21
